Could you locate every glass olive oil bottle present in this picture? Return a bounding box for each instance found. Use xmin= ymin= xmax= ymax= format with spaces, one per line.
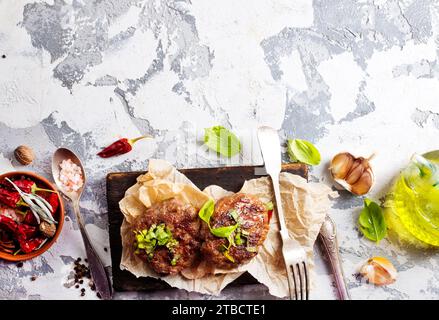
xmin=385 ymin=152 xmax=439 ymax=246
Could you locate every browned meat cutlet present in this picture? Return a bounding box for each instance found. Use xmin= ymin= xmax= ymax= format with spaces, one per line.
xmin=132 ymin=198 xmax=201 ymax=275
xmin=201 ymin=193 xmax=269 ymax=269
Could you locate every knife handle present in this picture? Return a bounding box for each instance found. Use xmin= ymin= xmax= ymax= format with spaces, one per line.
xmin=318 ymin=216 xmax=351 ymax=300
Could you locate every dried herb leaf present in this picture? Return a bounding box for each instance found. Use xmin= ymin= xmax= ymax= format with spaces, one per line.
xmin=358 ymin=198 xmax=387 ymax=243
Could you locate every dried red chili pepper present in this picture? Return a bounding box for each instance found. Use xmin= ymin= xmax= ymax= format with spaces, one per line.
xmin=18 ymin=236 xmax=45 ymax=254
xmin=97 ymin=136 xmax=149 ymax=158
xmin=0 ymin=212 xmax=45 ymax=254
xmin=11 ymin=180 xmax=55 ymax=194
xmin=16 ymin=224 xmax=37 ymax=240
xmin=39 ymin=193 xmax=59 ymax=216
xmin=0 ymin=215 xmax=18 ymax=233
xmin=23 ymin=210 xmax=38 ymax=226
xmin=0 ymin=188 xmax=26 ymax=208
xmin=0 ymin=215 xmax=37 ymax=239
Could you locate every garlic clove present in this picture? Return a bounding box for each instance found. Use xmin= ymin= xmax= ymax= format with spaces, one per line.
xmin=345 ymin=158 xmax=366 ymax=185
xmin=360 ymin=257 xmax=397 ymax=286
xmin=350 ymin=169 xmax=374 ymax=195
xmin=329 ymin=152 xmax=375 ymax=196
xmin=333 ymin=177 xmax=354 ymax=192
xmin=330 ymin=152 xmax=354 ymax=180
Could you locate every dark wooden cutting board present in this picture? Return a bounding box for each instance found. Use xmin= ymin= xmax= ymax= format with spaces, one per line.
xmin=107 ymin=163 xmax=308 ymax=292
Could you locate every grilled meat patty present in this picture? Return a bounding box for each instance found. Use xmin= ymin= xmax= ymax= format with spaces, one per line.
xmin=132 ymin=198 xmax=201 ymax=275
xmin=201 ymin=193 xmax=269 ymax=269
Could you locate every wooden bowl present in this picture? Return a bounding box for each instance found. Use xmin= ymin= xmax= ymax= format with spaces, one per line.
xmin=0 ymin=171 xmax=64 ymax=261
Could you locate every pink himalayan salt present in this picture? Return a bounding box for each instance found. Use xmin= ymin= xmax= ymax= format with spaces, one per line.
xmin=59 ymin=159 xmax=84 ymax=193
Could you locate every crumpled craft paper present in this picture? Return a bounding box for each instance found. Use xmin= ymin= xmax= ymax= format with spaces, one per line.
xmin=119 ymin=159 xmax=334 ymax=297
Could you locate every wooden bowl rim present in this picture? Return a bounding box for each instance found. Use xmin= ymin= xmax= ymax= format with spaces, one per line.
xmin=0 ymin=171 xmax=65 ymax=262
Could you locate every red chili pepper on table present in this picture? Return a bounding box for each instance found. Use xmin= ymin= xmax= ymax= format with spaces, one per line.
xmin=97 ymin=136 xmax=149 ymax=158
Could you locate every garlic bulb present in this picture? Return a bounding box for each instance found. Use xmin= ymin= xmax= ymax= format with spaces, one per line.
xmin=360 ymin=257 xmax=397 ymax=286
xmin=329 ymin=152 xmax=375 ymax=196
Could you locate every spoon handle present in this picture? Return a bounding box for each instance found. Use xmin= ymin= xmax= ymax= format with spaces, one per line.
xmin=73 ymin=201 xmax=113 ymax=300
xmin=318 ymin=216 xmax=351 ymax=300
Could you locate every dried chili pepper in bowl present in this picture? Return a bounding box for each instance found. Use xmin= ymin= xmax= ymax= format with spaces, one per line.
xmin=0 ymin=171 xmax=65 ymax=262
xmin=18 ymin=236 xmax=46 ymax=254
xmin=0 ymin=188 xmax=27 ymax=208
xmin=6 ymin=179 xmax=56 ymax=194
xmin=97 ymin=136 xmax=150 ymax=158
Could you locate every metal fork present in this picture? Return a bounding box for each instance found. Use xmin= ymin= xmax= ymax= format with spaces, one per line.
xmin=257 ymin=126 xmax=310 ymax=300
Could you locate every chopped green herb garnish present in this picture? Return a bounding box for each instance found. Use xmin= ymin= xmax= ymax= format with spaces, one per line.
xmin=265 ymin=201 xmax=274 ymax=211
xmin=134 ymin=223 xmax=179 ymax=263
xmin=223 ymin=251 xmax=235 ymax=263
xmin=230 ymin=209 xmax=240 ymax=222
xmin=234 ymin=230 xmax=245 ymax=246
xmin=171 ymin=254 xmax=181 ymax=266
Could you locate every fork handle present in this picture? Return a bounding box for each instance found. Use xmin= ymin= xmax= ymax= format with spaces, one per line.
xmin=318 ymin=216 xmax=351 ymax=300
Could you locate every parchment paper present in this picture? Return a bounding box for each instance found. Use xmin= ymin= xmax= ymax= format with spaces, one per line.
xmin=119 ymin=159 xmax=334 ymax=297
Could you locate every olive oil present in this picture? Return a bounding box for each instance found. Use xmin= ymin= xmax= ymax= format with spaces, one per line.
xmin=385 ymin=153 xmax=439 ymax=247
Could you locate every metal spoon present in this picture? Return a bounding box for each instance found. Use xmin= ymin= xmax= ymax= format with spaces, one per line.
xmin=52 ymin=148 xmax=112 ymax=300
xmin=318 ymin=216 xmax=351 ymax=300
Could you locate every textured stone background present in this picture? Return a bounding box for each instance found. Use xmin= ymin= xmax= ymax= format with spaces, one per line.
xmin=1 ymin=0 xmax=439 ymax=300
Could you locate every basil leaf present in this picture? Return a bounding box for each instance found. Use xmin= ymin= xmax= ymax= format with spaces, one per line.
xmin=287 ymin=139 xmax=321 ymax=166
xmin=211 ymin=224 xmax=239 ymax=238
xmin=198 ymin=199 xmax=215 ymax=225
xmin=358 ymin=198 xmax=387 ymax=243
xmin=204 ymin=126 xmax=241 ymax=157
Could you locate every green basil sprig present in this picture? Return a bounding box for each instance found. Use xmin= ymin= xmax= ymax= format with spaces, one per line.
xmin=198 ymin=199 xmax=239 ymax=262
xmin=198 ymin=199 xmax=215 ymax=225
xmin=358 ymin=198 xmax=387 ymax=243
xmin=210 ymin=224 xmax=239 ymax=238
xmin=204 ymin=126 xmax=241 ymax=157
xmin=287 ymin=139 xmax=321 ymax=166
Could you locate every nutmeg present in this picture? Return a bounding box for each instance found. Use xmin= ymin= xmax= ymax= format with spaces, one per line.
xmin=329 ymin=152 xmax=375 ymax=196
xmin=39 ymin=221 xmax=56 ymax=238
xmin=14 ymin=145 xmax=35 ymax=166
